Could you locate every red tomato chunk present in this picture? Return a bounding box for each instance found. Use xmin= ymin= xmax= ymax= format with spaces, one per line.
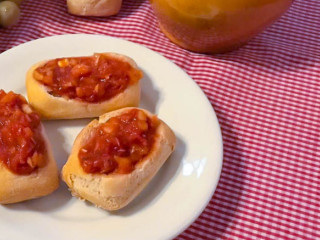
xmin=0 ymin=90 xmax=46 ymax=175
xmin=33 ymin=54 xmax=142 ymax=103
xmin=79 ymin=109 xmax=158 ymax=175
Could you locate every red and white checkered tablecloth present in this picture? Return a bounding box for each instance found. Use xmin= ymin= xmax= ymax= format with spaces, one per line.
xmin=1 ymin=0 xmax=319 ymax=239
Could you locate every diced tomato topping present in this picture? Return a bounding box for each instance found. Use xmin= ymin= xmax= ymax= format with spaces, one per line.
xmin=0 ymin=90 xmax=46 ymax=175
xmin=33 ymin=54 xmax=142 ymax=103
xmin=79 ymin=109 xmax=158 ymax=175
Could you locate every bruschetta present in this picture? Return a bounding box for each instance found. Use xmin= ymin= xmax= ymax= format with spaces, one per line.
xmin=62 ymin=107 xmax=176 ymax=210
xmin=0 ymin=90 xmax=59 ymax=204
xmin=26 ymin=53 xmax=142 ymax=119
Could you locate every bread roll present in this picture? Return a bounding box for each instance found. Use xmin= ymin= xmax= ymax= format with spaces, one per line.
xmin=62 ymin=107 xmax=176 ymax=210
xmin=26 ymin=53 xmax=142 ymax=120
xmin=0 ymin=91 xmax=59 ymax=204
xmin=67 ymin=0 xmax=122 ymax=16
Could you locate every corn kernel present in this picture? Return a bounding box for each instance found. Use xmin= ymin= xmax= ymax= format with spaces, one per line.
xmin=58 ymin=59 xmax=69 ymax=67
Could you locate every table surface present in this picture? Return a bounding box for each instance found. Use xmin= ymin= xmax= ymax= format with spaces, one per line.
xmin=0 ymin=0 xmax=319 ymax=239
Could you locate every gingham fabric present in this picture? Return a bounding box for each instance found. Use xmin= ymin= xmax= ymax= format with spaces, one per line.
xmin=1 ymin=0 xmax=319 ymax=239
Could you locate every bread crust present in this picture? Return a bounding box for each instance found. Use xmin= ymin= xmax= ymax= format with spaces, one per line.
xmin=62 ymin=107 xmax=176 ymax=210
xmin=0 ymin=124 xmax=59 ymax=204
xmin=67 ymin=0 xmax=122 ymax=16
xmin=26 ymin=53 xmax=142 ymax=120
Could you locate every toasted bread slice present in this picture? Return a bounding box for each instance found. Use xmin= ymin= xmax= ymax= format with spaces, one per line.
xmin=62 ymin=107 xmax=176 ymax=210
xmin=26 ymin=53 xmax=142 ymax=120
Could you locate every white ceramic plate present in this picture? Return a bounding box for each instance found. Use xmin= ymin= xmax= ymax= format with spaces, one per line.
xmin=0 ymin=34 xmax=222 ymax=240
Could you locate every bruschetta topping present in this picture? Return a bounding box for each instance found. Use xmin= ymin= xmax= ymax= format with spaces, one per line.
xmin=0 ymin=90 xmax=46 ymax=175
xmin=79 ymin=109 xmax=158 ymax=174
xmin=33 ymin=53 xmax=143 ymax=103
